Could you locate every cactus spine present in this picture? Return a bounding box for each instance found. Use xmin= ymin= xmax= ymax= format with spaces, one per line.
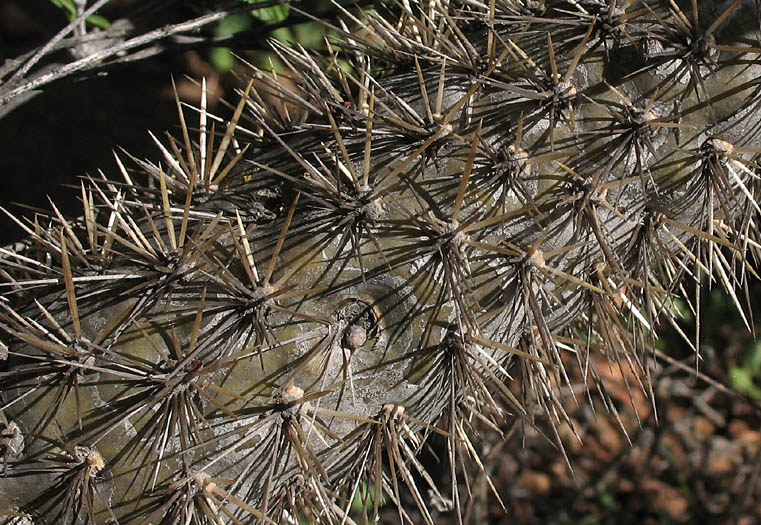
xmin=2 ymin=0 xmax=761 ymax=523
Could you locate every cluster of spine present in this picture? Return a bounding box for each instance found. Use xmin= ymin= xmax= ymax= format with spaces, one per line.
xmin=2 ymin=0 xmax=761 ymax=523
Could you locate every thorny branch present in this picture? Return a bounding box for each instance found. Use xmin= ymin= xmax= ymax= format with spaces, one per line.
xmin=7 ymin=0 xmax=113 ymax=85
xmin=0 ymin=2 xmax=282 ymax=114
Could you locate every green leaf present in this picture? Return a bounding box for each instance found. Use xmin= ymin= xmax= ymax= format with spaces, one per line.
xmin=49 ymin=0 xmax=110 ymax=28
xmin=729 ymin=367 xmax=761 ymax=400
xmin=349 ymin=482 xmax=386 ymax=514
xmin=215 ymin=13 xmax=254 ymax=36
xmin=210 ymin=13 xmax=256 ymax=71
xmin=245 ymin=0 xmax=291 ymax=24
xmin=209 ymin=47 xmax=235 ymax=71
xmin=85 ymin=14 xmax=111 ymax=29
xmin=270 ymin=27 xmax=295 ymax=45
xmin=292 ymin=22 xmax=325 ymax=49
xmin=50 ymin=0 xmax=76 ymax=18
xmin=730 ymin=367 xmax=753 ymax=390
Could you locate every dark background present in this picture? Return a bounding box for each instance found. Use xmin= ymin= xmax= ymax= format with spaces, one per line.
xmin=0 ymin=0 xmax=236 ymax=244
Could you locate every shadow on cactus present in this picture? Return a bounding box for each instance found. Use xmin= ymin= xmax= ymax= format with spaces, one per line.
xmin=2 ymin=0 xmax=761 ymax=523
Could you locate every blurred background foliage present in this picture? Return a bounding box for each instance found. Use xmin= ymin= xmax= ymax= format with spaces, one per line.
xmin=43 ymin=0 xmax=348 ymax=71
xmin=49 ymin=0 xmax=112 ymax=28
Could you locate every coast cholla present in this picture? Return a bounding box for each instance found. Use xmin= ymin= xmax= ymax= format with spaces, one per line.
xmin=2 ymin=0 xmax=761 ymax=523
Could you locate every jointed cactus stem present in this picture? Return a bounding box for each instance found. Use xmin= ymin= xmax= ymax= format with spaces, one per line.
xmin=2 ymin=0 xmax=761 ymax=523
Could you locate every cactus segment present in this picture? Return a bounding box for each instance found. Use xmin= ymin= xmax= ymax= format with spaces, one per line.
xmin=2 ymin=0 xmax=761 ymax=523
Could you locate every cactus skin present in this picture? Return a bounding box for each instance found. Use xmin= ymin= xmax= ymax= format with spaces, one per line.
xmin=2 ymin=0 xmax=761 ymax=523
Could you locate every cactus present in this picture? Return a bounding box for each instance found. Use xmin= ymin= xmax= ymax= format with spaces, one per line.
xmin=1 ymin=0 xmax=761 ymax=523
